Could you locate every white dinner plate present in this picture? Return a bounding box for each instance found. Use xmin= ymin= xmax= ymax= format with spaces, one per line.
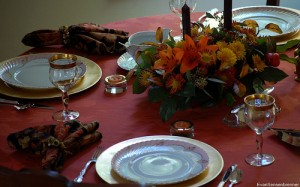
xmin=111 ymin=139 xmax=209 ymax=185
xmin=199 ymin=6 xmax=300 ymax=42
xmin=117 ymin=52 xmax=137 ymax=71
xmin=0 ymin=53 xmax=102 ymax=99
xmin=232 ymin=6 xmax=300 ymax=38
xmin=0 ymin=53 xmax=86 ymax=90
xmin=96 ymin=135 xmax=224 ymax=187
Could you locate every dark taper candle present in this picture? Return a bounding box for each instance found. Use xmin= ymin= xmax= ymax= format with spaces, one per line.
xmin=182 ymin=3 xmax=191 ymax=39
xmin=224 ymin=0 xmax=232 ymax=30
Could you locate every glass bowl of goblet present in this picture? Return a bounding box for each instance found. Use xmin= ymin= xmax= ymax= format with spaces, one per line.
xmin=169 ymin=0 xmax=197 ymax=39
xmin=49 ymin=54 xmax=80 ymax=122
xmin=244 ymin=94 xmax=276 ymax=166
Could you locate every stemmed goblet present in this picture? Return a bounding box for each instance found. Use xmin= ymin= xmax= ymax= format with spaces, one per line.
xmin=169 ymin=0 xmax=197 ymax=40
xmin=49 ymin=54 xmax=80 ymax=122
xmin=243 ymin=94 xmax=276 ymax=166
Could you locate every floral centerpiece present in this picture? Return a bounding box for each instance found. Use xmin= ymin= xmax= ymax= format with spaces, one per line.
xmin=132 ymin=12 xmax=297 ymax=121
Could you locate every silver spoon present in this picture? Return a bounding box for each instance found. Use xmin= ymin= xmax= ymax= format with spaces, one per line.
xmin=14 ymin=103 xmax=54 ymax=110
xmin=229 ymin=168 xmax=243 ymax=187
xmin=14 ymin=104 xmax=35 ymax=110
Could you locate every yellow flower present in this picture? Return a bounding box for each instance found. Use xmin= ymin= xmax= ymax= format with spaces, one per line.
xmin=166 ymin=74 xmax=186 ymax=94
xmin=216 ymin=41 xmax=228 ymax=49
xmin=203 ymin=26 xmax=213 ymax=35
xmin=252 ymin=54 xmax=266 ymax=71
xmin=228 ymin=41 xmax=246 ymax=60
xmin=175 ymin=40 xmax=185 ymax=48
xmin=217 ymin=48 xmax=237 ymax=70
xmin=197 ymin=36 xmax=218 ymax=66
xmin=191 ymin=25 xmax=200 ymax=36
xmin=200 ymin=50 xmax=217 ymax=66
xmin=138 ymin=70 xmax=156 ymax=87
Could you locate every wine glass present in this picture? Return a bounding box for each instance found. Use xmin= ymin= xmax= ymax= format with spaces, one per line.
xmin=169 ymin=0 xmax=197 ymax=40
xmin=243 ymin=94 xmax=276 ymax=166
xmin=49 ymin=54 xmax=80 ymax=122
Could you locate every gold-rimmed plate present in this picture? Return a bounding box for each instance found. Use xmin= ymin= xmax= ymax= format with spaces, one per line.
xmin=0 ymin=53 xmax=102 ymax=99
xmin=233 ymin=6 xmax=300 ymax=41
xmin=0 ymin=53 xmax=87 ymax=89
xmin=199 ymin=7 xmax=300 ymax=44
xmin=96 ymin=135 xmax=224 ymax=187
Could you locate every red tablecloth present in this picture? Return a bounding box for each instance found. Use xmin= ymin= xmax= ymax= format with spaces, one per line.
xmin=1 ymin=12 xmax=300 ymax=186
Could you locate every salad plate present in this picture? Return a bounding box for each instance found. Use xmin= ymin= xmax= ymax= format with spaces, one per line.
xmin=111 ymin=139 xmax=209 ymax=185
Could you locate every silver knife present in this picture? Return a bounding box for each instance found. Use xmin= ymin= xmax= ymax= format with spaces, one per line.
xmin=0 ymin=98 xmax=54 ymax=110
xmin=217 ymin=164 xmax=237 ymax=187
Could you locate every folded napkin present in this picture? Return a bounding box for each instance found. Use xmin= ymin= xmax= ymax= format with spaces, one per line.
xmin=7 ymin=120 xmax=102 ymax=171
xmin=270 ymin=128 xmax=300 ymax=147
xmin=22 ymin=23 xmax=129 ymax=55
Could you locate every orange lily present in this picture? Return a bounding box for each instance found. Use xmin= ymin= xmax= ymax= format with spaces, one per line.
xmin=154 ymin=46 xmax=183 ymax=76
xmin=180 ymin=35 xmax=218 ymax=73
xmin=180 ymin=35 xmax=202 ymax=73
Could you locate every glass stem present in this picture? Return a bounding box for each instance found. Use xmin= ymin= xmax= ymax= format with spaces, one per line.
xmin=62 ymin=91 xmax=69 ymax=114
xmin=256 ymin=132 xmax=263 ymax=159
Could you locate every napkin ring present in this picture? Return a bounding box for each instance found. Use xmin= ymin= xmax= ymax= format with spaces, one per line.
xmin=59 ymin=26 xmax=70 ymax=46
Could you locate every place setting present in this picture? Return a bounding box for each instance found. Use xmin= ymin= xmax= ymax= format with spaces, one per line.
xmin=2 ymin=0 xmax=300 ymax=186
xmin=0 ymin=52 xmax=102 ymax=99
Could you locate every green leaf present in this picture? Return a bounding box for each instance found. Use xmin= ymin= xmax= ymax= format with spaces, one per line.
xmin=225 ymin=92 xmax=236 ymax=106
xmin=132 ymin=75 xmax=147 ymax=94
xmin=280 ymin=54 xmax=298 ymax=65
xmin=206 ymin=12 xmax=214 ymax=18
xmin=148 ymin=87 xmax=169 ymax=102
xmin=259 ymin=67 xmax=288 ymax=82
xmin=160 ymin=98 xmax=177 ymax=122
xmin=253 ymin=78 xmax=264 ymax=93
xmin=177 ymin=81 xmax=195 ymax=97
xmin=277 ymin=39 xmax=300 ymax=52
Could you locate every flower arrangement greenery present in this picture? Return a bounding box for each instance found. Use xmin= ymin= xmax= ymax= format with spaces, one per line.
xmin=132 ymin=12 xmax=298 ymax=121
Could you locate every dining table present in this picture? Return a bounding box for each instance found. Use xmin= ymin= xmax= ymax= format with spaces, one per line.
xmin=1 ymin=10 xmax=300 ymax=187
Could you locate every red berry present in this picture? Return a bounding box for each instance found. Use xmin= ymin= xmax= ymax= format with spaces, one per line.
xmin=265 ymin=53 xmax=280 ymax=67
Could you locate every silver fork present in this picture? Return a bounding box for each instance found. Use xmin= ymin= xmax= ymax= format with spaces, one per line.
xmin=74 ymin=146 xmax=102 ymax=183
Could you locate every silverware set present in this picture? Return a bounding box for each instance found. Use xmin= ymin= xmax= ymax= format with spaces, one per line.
xmin=218 ymin=164 xmax=243 ymax=187
xmin=74 ymin=146 xmax=102 ymax=183
xmin=0 ymin=98 xmax=54 ymax=110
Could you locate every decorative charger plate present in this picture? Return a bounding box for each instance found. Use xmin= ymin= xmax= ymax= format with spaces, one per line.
xmin=0 ymin=53 xmax=102 ymax=99
xmin=117 ymin=52 xmax=137 ymax=71
xmin=232 ymin=6 xmax=300 ymax=40
xmin=0 ymin=53 xmax=87 ymax=89
xmin=96 ymin=135 xmax=224 ymax=187
xmin=111 ymin=139 xmax=209 ymax=185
